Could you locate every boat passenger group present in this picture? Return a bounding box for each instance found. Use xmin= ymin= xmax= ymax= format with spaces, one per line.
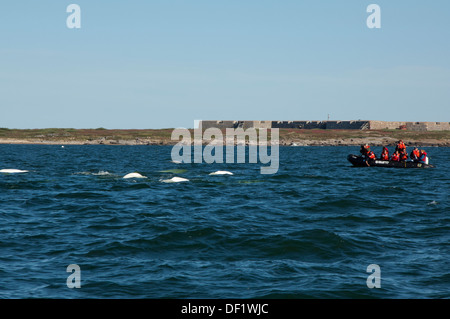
xmin=360 ymin=140 xmax=429 ymax=164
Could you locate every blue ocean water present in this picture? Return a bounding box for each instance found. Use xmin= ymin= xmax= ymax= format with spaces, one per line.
xmin=0 ymin=144 xmax=448 ymax=299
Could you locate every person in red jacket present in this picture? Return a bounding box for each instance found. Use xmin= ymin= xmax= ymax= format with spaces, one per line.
xmin=400 ymin=149 xmax=409 ymax=161
xmin=360 ymin=144 xmax=375 ymax=166
xmin=380 ymin=147 xmax=389 ymax=161
xmin=391 ymin=151 xmax=400 ymax=162
xmin=367 ymin=150 xmax=376 ymax=160
xmin=410 ymin=147 xmax=420 ymax=160
xmin=395 ymin=140 xmax=406 ymax=153
xmin=417 ymin=150 xmax=428 ymax=164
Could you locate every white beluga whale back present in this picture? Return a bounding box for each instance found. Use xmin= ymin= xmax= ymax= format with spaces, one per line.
xmin=0 ymin=169 xmax=29 ymax=174
xmin=123 ymin=172 xmax=147 ymax=179
xmin=209 ymin=171 xmax=233 ymax=175
xmin=161 ymin=176 xmax=189 ymax=183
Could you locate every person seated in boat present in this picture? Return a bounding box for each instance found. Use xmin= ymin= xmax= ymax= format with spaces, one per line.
xmin=410 ymin=147 xmax=420 ymax=160
xmin=395 ymin=140 xmax=406 ymax=153
xmin=380 ymin=147 xmax=389 ymax=161
xmin=360 ymin=144 xmax=370 ymax=156
xmin=359 ymin=146 xmax=375 ymax=166
xmin=391 ymin=151 xmax=400 ymax=162
xmin=417 ymin=150 xmax=429 ymax=164
xmin=365 ymin=150 xmax=376 ymax=161
xmin=359 ymin=145 xmax=365 ymax=155
xmin=400 ymin=149 xmax=409 ymax=161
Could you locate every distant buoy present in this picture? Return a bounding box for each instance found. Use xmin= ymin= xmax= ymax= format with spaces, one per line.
xmin=61 ymin=146 xmax=65 ymax=148
xmin=123 ymin=172 xmax=147 ymax=179
xmin=161 ymin=176 xmax=189 ymax=183
xmin=0 ymin=169 xmax=29 ymax=174
xmin=209 ymin=171 xmax=233 ymax=175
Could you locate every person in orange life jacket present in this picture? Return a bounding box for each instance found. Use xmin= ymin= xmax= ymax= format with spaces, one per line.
xmin=364 ymin=149 xmax=376 ymax=167
xmin=391 ymin=151 xmax=400 ymax=162
xmin=367 ymin=150 xmax=376 ymax=160
xmin=410 ymin=147 xmax=420 ymax=160
xmin=417 ymin=150 xmax=428 ymax=164
xmin=400 ymin=149 xmax=409 ymax=161
xmin=395 ymin=140 xmax=406 ymax=153
xmin=360 ymin=144 xmax=374 ymax=159
xmin=380 ymin=147 xmax=389 ymax=161
xmin=360 ymin=144 xmax=370 ymax=156
xmin=359 ymin=144 xmax=374 ymax=166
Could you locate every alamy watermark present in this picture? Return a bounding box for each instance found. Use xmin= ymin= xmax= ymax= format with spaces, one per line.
xmin=66 ymin=4 xmax=81 ymax=29
xmin=170 ymin=121 xmax=279 ymax=174
xmin=64 ymin=263 xmax=382 ymax=291
xmin=65 ymin=4 xmax=381 ymax=30
xmin=366 ymin=264 xmax=381 ymax=288
xmin=66 ymin=264 xmax=81 ymax=288
xmin=367 ymin=4 xmax=381 ymax=29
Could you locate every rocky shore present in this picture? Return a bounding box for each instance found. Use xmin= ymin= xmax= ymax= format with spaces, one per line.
xmin=0 ymin=128 xmax=449 ymax=147
xmin=280 ymin=137 xmax=450 ymax=147
xmin=0 ymin=137 xmax=449 ymax=147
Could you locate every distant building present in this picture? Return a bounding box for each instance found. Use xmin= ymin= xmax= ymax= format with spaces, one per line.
xmin=199 ymin=120 xmax=450 ymax=131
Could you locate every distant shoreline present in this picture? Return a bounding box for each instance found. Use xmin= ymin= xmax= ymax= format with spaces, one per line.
xmin=0 ymin=128 xmax=449 ymax=147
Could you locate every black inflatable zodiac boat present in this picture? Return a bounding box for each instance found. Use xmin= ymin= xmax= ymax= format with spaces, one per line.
xmin=347 ymin=154 xmax=435 ymax=168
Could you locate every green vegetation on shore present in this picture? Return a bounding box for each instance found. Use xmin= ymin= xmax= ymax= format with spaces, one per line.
xmin=277 ymin=128 xmax=450 ymax=141
xmin=0 ymin=128 xmax=449 ymax=146
xmin=0 ymin=128 xmax=173 ymax=143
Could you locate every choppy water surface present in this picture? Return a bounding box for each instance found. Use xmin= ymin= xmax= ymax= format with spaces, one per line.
xmin=0 ymin=145 xmax=448 ymax=298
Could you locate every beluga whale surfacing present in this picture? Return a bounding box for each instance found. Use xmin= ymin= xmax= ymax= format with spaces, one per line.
xmin=161 ymin=176 xmax=189 ymax=183
xmin=0 ymin=169 xmax=29 ymax=174
xmin=123 ymin=172 xmax=147 ymax=179
xmin=209 ymin=171 xmax=233 ymax=175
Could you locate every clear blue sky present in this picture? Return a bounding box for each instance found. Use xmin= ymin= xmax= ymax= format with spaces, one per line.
xmin=1 ymin=0 xmax=449 ymax=129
